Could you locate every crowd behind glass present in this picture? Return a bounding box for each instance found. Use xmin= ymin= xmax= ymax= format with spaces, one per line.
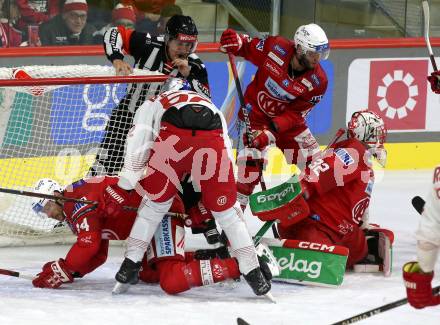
xmin=0 ymin=0 xmax=182 ymax=47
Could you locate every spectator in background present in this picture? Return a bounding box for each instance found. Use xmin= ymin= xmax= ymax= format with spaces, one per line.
xmin=39 ymin=0 xmax=98 ymax=46
xmin=0 ymin=0 xmax=24 ymax=47
xmin=87 ymin=0 xmax=112 ymax=30
xmin=120 ymin=0 xmax=175 ymax=33
xmin=16 ymin=0 xmax=59 ymax=31
xmin=155 ymin=4 xmax=182 ymax=35
xmin=93 ymin=4 xmax=136 ymax=43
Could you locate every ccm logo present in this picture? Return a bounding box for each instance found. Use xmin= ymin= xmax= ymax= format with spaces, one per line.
xmin=298 ymin=241 xmax=335 ymax=252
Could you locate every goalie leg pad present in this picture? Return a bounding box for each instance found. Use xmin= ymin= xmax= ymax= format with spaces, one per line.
xmin=260 ymin=238 xmax=348 ymax=287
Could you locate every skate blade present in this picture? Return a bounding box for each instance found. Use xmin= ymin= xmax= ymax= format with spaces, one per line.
xmin=112 ymin=281 xmax=130 ymax=295
xmin=264 ymin=291 xmax=276 ymax=304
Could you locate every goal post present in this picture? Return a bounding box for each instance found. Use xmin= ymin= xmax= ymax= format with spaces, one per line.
xmin=0 ymin=65 xmax=168 ymax=246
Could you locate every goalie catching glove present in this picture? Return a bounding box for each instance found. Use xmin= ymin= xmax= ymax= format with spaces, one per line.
xmin=403 ymin=261 xmax=440 ymax=309
xmin=33 ymin=259 xmax=74 ymax=289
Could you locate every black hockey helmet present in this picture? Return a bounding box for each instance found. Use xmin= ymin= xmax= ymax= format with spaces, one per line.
xmin=165 ymin=15 xmax=198 ymax=53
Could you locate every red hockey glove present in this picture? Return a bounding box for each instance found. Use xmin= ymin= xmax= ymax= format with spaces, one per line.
xmin=185 ymin=201 xmax=214 ymax=229
xmin=32 ymin=259 xmax=74 ymax=289
xmin=403 ymin=261 xmax=440 ymax=309
xmin=428 ymin=71 xmax=440 ymax=94
xmin=102 ymin=184 xmax=131 ymax=218
xmin=219 ymin=29 xmax=242 ymax=54
xmin=243 ymin=129 xmax=276 ymax=150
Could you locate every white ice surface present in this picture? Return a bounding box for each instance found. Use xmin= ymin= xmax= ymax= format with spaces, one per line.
xmin=1 ymin=170 xmax=440 ymax=325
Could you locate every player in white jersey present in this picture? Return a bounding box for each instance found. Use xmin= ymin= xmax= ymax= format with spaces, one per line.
xmin=101 ymin=78 xmax=272 ymax=297
xmin=403 ymin=165 xmax=440 ymax=308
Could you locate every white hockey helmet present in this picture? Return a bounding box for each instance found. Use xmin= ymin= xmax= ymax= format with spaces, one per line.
xmin=294 ymin=23 xmax=330 ymax=60
xmin=161 ymin=77 xmax=191 ymax=93
xmin=31 ymin=178 xmax=63 ymax=217
xmin=347 ymin=110 xmax=388 ymax=166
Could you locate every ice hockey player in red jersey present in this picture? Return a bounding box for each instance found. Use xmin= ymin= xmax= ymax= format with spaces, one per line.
xmin=403 ymin=164 xmax=440 ymax=308
xmin=109 ymin=78 xmax=272 ymax=297
xmin=274 ymin=110 xmax=393 ymax=269
xmin=219 ymin=23 xmax=329 ymax=210
xmin=30 ymin=177 xmax=248 ymax=294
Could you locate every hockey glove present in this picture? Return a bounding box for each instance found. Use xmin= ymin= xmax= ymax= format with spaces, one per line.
xmin=186 ymin=201 xmax=214 ymax=229
xmin=403 ymin=261 xmax=440 ymax=309
xmin=243 ymin=129 xmax=276 ymax=151
xmin=33 ymin=259 xmax=74 ymax=289
xmin=102 ymin=184 xmax=131 ymax=218
xmin=219 ymin=29 xmax=242 ymax=54
xmin=428 ymin=71 xmax=440 ymax=94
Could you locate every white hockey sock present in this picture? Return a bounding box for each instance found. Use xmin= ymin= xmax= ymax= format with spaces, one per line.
xmin=125 ymin=197 xmax=174 ymax=262
xmin=211 ymin=203 xmax=258 ymax=275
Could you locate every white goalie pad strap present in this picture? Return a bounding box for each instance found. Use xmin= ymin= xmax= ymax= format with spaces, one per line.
xmin=256 ymin=243 xmax=281 ymax=277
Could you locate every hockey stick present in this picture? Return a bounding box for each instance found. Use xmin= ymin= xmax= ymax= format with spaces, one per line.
xmin=422 ymin=0 xmax=438 ymax=71
xmin=0 ymin=268 xmax=34 ymax=281
xmin=0 ymin=187 xmax=188 ymax=218
xmin=331 ymin=285 xmax=440 ymax=324
xmin=227 ymin=53 xmax=277 ymax=239
xmin=0 ymin=187 xmax=99 ymax=205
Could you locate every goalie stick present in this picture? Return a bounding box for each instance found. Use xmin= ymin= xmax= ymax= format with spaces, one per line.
xmin=330 ymin=285 xmax=440 ymax=324
xmin=0 ymin=268 xmax=34 ymax=281
xmin=422 ymin=0 xmax=438 ymax=71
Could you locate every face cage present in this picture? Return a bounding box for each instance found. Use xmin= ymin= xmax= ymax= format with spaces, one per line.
xmin=348 ymin=113 xmax=387 ymax=149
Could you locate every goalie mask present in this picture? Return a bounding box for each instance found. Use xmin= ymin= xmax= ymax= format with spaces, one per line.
xmin=347 ymin=110 xmax=388 ymax=166
xmin=31 ymin=178 xmax=63 ymax=218
xmin=294 ymin=23 xmax=330 ymax=67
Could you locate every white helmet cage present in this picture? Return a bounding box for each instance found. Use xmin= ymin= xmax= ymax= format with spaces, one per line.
xmin=347 ymin=110 xmax=388 ymax=167
xmin=31 ymin=178 xmax=63 ymax=218
xmin=347 ymin=110 xmax=387 ymax=148
xmin=294 ymin=23 xmax=330 ymax=60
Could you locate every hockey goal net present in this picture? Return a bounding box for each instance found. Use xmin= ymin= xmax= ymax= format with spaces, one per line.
xmin=0 ymin=65 xmax=167 ymax=246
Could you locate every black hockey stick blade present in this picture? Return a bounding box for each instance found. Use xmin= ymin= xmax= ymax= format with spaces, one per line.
xmin=331 ymin=285 xmax=440 ymax=324
xmin=411 ymin=196 xmax=425 ymax=215
xmin=237 ymin=317 xmax=251 ymax=325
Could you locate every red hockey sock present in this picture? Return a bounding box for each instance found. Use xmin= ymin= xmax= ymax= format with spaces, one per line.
xmin=156 ymin=258 xmax=240 ymax=294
